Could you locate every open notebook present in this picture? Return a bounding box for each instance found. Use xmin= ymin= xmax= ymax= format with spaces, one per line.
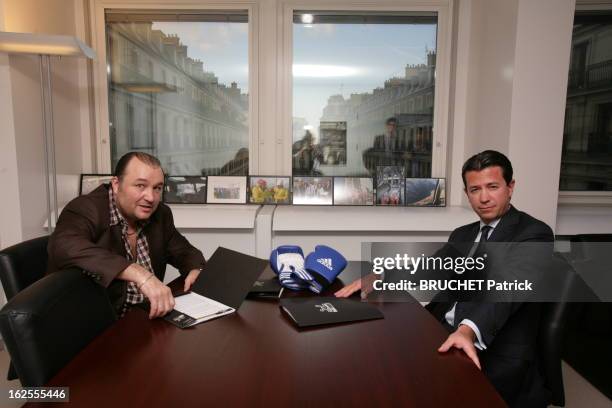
xmin=164 ymin=247 xmax=268 ymax=328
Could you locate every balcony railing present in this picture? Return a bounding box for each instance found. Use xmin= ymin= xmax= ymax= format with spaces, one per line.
xmin=569 ymin=59 xmax=612 ymax=91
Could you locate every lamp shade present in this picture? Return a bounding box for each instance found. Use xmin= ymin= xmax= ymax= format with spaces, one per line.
xmin=0 ymin=31 xmax=95 ymax=59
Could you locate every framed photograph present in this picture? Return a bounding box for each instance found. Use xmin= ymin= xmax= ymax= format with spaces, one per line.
xmin=206 ymin=176 xmax=247 ymax=204
xmin=248 ymin=176 xmax=292 ymax=205
xmin=80 ymin=174 xmax=113 ymax=195
xmin=405 ymin=178 xmax=446 ymax=207
xmin=333 ymin=177 xmax=374 ymax=206
xmin=163 ymin=176 xmax=207 ymax=204
xmin=376 ymin=166 xmax=405 ymax=206
xmin=319 ymin=121 xmax=347 ymax=165
xmin=292 ymin=176 xmax=333 ymax=205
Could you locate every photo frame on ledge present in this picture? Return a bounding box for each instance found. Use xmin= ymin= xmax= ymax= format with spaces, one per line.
xmin=333 ymin=177 xmax=374 ymax=206
xmin=292 ymin=176 xmax=333 ymax=205
xmin=207 ymin=176 xmax=247 ymax=204
xmin=80 ymin=174 xmax=113 ymax=195
xmin=248 ymin=176 xmax=292 ymax=205
xmin=163 ymin=176 xmax=207 ymax=204
xmin=405 ymin=178 xmax=446 ymax=207
xmin=375 ymin=166 xmax=405 ymax=206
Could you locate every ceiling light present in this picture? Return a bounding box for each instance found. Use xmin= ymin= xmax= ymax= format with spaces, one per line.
xmin=301 ymin=14 xmax=314 ymax=24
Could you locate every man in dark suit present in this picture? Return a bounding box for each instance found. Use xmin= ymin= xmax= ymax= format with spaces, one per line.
xmin=373 ymin=117 xmax=400 ymax=153
xmin=47 ymin=152 xmax=205 ymax=319
xmin=336 ymin=150 xmax=553 ymax=407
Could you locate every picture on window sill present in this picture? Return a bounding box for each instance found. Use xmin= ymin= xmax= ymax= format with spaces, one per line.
xmin=248 ymin=176 xmax=292 ymax=205
xmin=207 ymin=176 xmax=247 ymax=204
xmin=405 ymin=178 xmax=446 ymax=207
xmin=376 ymin=166 xmax=405 ymax=206
xmin=292 ymin=176 xmax=333 ymax=205
xmin=333 ymin=177 xmax=374 ymax=206
xmin=163 ymin=176 xmax=207 ymax=204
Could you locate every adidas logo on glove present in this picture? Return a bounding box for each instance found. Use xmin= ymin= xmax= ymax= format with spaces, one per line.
xmin=316 ymin=258 xmax=333 ymax=271
xmin=269 ymin=245 xmax=347 ymax=293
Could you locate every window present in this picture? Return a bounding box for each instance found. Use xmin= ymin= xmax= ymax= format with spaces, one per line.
xmin=95 ymin=3 xmax=450 ymax=180
xmin=560 ymin=11 xmax=612 ymax=191
xmin=292 ymin=12 xmax=438 ymax=177
xmin=105 ymin=10 xmax=249 ymax=176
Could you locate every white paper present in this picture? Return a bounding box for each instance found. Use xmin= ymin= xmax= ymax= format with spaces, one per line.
xmin=174 ymin=292 xmax=234 ymax=324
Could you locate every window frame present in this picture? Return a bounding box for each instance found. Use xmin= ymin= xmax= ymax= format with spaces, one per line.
xmin=279 ymin=0 xmax=453 ymax=178
xmin=559 ymin=0 xmax=612 ymax=204
xmin=89 ymin=0 xmax=453 ymax=182
xmin=90 ymin=0 xmax=259 ymax=174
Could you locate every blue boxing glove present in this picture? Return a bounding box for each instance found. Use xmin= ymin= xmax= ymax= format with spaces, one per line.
xmin=269 ymin=245 xmax=316 ymax=291
xmin=305 ymin=245 xmax=348 ymax=292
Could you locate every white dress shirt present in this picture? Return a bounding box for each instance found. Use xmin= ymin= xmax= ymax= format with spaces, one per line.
xmin=444 ymin=217 xmax=501 ymax=350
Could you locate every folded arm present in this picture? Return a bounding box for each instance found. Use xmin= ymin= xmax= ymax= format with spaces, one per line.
xmin=48 ymin=201 xmax=131 ymax=287
xmin=49 ymin=200 xmax=179 ymax=318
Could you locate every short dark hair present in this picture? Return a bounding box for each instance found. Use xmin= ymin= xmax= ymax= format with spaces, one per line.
xmin=385 ymin=117 xmax=397 ymax=125
xmin=461 ymin=150 xmax=513 ymax=187
xmin=114 ymin=152 xmax=162 ymax=179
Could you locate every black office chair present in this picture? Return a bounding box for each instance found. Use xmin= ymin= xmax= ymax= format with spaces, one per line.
xmin=0 ymin=268 xmax=116 ymax=387
xmin=535 ymin=248 xmax=602 ymax=408
xmin=569 ymin=233 xmax=611 ymax=261
xmin=0 ymin=235 xmax=50 ymax=381
xmin=539 ymin=304 xmax=565 ymax=406
xmin=0 ymin=235 xmax=49 ymax=300
xmin=563 ymin=234 xmax=612 ymax=400
xmin=535 ymin=253 xmax=579 ymax=407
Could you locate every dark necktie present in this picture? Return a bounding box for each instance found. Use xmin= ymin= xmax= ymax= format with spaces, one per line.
xmin=427 ymin=225 xmax=493 ymax=322
xmin=480 ymin=225 xmax=492 ymax=242
xmin=469 ymin=225 xmax=492 ymax=257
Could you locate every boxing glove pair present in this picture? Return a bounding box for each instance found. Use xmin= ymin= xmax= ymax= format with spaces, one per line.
xmin=269 ymin=245 xmax=347 ymax=293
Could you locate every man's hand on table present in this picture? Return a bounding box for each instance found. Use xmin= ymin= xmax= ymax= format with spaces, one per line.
xmin=184 ymin=268 xmax=201 ymax=292
xmin=141 ymin=268 xmax=201 ymax=318
xmin=139 ymin=274 xmax=174 ymax=319
xmin=334 ymin=273 xmax=377 ymax=299
xmin=336 ymin=273 xmax=482 ymax=371
xmin=119 ymin=263 xmax=174 ymax=319
xmin=438 ymin=324 xmax=481 ymax=370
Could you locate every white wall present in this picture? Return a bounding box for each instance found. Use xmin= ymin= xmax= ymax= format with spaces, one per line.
xmin=508 ymin=0 xmax=575 ymax=229
xmin=469 ymin=0 xmax=518 ymax=154
xmin=451 ymin=0 xmax=577 ymax=229
xmin=0 ymin=0 xmax=24 ymax=250
xmin=3 ymin=0 xmax=92 ymax=240
xmin=0 ymin=0 xmax=22 ymax=309
xmin=449 ymin=0 xmax=519 ymax=207
xmin=9 ymin=54 xmax=48 ymax=240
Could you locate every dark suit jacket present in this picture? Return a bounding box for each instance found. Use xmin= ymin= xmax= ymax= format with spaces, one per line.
xmin=47 ymin=184 xmax=205 ymax=313
xmin=426 ymin=206 xmax=553 ymax=408
xmin=373 ymin=133 xmax=400 ymax=152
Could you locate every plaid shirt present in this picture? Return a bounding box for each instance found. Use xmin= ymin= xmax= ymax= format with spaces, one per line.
xmin=108 ymin=187 xmax=154 ymax=316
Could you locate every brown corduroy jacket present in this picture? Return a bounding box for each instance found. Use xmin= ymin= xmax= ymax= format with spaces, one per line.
xmin=47 ymin=184 xmax=205 ymax=313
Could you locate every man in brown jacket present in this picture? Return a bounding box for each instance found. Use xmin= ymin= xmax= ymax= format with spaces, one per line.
xmin=47 ymin=152 xmax=205 ymax=319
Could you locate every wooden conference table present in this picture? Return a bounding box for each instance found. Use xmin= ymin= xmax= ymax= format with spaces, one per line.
xmin=29 ymin=263 xmax=505 ymax=407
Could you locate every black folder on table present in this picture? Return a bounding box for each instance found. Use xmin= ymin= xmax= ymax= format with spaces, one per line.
xmin=280 ymin=297 xmax=384 ymax=328
xmin=248 ymin=277 xmax=283 ymax=298
xmin=164 ymin=247 xmax=268 ymax=328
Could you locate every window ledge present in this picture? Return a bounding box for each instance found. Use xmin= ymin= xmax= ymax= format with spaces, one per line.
xmin=558 ymin=191 xmax=612 ymax=206
xmin=273 ymin=205 xmax=477 ymax=232
xmin=168 ymin=204 xmax=260 ymax=229
xmin=556 ymin=204 xmax=612 ymax=235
